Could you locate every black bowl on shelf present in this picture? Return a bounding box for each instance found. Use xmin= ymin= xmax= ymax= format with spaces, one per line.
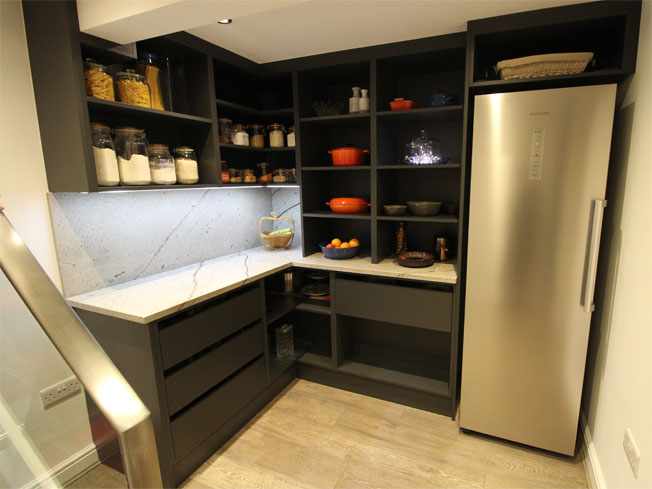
xmin=312 ymin=100 xmax=344 ymax=117
xmin=320 ymin=243 xmax=359 ymax=259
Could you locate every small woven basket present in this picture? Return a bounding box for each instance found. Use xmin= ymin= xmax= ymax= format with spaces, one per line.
xmin=496 ymin=52 xmax=594 ymax=80
xmin=259 ymin=212 xmax=295 ymax=250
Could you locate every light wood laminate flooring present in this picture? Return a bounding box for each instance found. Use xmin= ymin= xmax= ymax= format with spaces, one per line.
xmin=67 ymin=379 xmax=589 ymax=488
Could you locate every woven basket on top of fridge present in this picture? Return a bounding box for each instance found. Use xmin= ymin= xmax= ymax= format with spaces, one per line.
xmin=495 ymin=52 xmax=594 ymax=80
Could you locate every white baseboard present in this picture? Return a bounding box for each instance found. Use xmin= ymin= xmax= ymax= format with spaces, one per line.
xmin=20 ymin=443 xmax=99 ymax=489
xmin=581 ymin=412 xmax=606 ymax=489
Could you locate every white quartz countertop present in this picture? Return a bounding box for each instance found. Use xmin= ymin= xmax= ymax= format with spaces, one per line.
xmin=67 ymin=247 xmax=457 ymax=324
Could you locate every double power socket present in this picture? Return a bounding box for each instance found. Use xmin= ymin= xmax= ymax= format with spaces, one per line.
xmin=39 ymin=375 xmax=82 ymax=409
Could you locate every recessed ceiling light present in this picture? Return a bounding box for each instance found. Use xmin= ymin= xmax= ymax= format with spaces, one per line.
xmin=218 ymin=19 xmax=232 ymax=24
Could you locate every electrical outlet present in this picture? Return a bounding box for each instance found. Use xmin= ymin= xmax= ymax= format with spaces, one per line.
xmin=623 ymin=428 xmax=641 ymax=478
xmin=39 ymin=376 xmax=82 ymax=409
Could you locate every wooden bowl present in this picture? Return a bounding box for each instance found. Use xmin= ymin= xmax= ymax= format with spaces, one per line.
xmin=397 ymin=251 xmax=435 ymax=268
xmin=261 ymin=231 xmax=294 ymax=249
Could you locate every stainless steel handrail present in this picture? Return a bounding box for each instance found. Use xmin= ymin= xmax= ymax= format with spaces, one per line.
xmin=0 ymin=212 xmax=163 ymax=489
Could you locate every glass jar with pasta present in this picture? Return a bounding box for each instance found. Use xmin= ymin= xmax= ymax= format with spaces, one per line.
xmin=115 ymin=69 xmax=151 ymax=108
xmin=84 ymin=59 xmax=115 ymax=101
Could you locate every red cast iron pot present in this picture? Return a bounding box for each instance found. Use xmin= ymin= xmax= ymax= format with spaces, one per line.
xmin=325 ymin=197 xmax=371 ymax=214
xmin=328 ymin=147 xmax=369 ymax=166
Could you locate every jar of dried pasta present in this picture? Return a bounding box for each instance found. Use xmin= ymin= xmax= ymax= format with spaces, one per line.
xmin=84 ymin=59 xmax=115 ymax=101
xmin=115 ymin=69 xmax=151 ymax=107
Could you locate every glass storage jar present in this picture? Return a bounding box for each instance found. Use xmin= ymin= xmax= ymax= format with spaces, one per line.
xmin=257 ymin=162 xmax=272 ymax=183
xmin=114 ymin=127 xmax=150 ymax=185
xmin=232 ymin=124 xmax=249 ymax=146
xmin=243 ymin=169 xmax=257 ymax=183
xmin=115 ymin=69 xmax=151 ymax=108
xmin=286 ymin=126 xmax=295 ymax=147
xmin=173 ymin=146 xmax=199 ymax=184
xmin=218 ymin=118 xmax=233 ymax=144
xmin=268 ymin=123 xmax=285 ymax=148
xmin=135 ymin=51 xmax=165 ymax=110
xmin=84 ymin=59 xmax=114 ymax=101
xmin=249 ymin=124 xmax=265 ymax=148
xmin=273 ymin=169 xmax=287 ymax=183
xmin=286 ymin=168 xmax=297 ymax=183
xmin=229 ymin=168 xmax=243 ymax=183
xmin=221 ymin=160 xmax=230 ymax=183
xmin=403 ymin=130 xmax=443 ymax=165
xmin=90 ymin=123 xmax=119 ymax=186
xmin=149 ymin=144 xmax=176 ymax=184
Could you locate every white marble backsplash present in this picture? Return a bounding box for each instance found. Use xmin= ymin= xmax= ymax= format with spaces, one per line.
xmin=48 ymin=187 xmax=301 ymax=297
xmin=270 ymin=187 xmax=301 ymax=245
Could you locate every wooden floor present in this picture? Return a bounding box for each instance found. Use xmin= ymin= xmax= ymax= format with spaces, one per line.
xmin=68 ymin=379 xmax=589 ymax=489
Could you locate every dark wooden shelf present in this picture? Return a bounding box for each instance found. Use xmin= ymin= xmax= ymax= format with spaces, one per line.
xmin=299 ymin=113 xmax=371 ymax=127
xmin=219 ymin=143 xmax=295 ymax=153
xmin=79 ymin=33 xmax=136 ymax=64
xmin=376 ymin=105 xmax=463 ymax=122
xmin=269 ymin=339 xmax=313 ymax=381
xmin=266 ymin=295 xmax=301 ymax=324
xmin=87 ymin=97 xmax=213 ymax=125
xmin=377 ymin=215 xmax=459 ymax=223
xmin=301 ymin=166 xmax=371 ymax=171
xmin=470 ymin=68 xmax=627 ymax=90
xmin=215 ymin=98 xmax=293 ymax=117
xmin=303 ymin=211 xmax=372 ymax=220
xmin=295 ymin=302 xmax=331 ymax=316
xmin=377 ymin=164 xmax=461 ymax=170
xmin=98 ymin=183 xmax=220 ymax=191
xmin=297 ymin=352 xmax=332 ymax=369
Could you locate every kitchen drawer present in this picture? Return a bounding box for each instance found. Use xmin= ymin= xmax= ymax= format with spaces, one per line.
xmin=170 ymin=356 xmax=266 ymax=458
xmin=335 ymin=279 xmax=452 ymax=332
xmin=159 ymin=286 xmax=262 ymax=369
xmin=165 ymin=323 xmax=263 ymax=416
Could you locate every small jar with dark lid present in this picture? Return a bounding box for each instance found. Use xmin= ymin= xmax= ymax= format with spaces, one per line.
xmin=84 ymin=59 xmax=114 ymax=101
xmin=249 ymin=124 xmax=265 ymax=148
xmin=268 ymin=123 xmax=285 ymax=148
xmin=115 ymin=69 xmax=151 ymax=107
xmin=149 ymin=144 xmax=176 ymax=185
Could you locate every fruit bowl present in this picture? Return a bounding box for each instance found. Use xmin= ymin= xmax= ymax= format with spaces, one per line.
xmin=320 ymin=243 xmax=360 ymax=260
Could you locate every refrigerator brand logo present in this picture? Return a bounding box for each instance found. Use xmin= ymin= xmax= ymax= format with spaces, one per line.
xmin=530 ymin=111 xmax=550 ymax=116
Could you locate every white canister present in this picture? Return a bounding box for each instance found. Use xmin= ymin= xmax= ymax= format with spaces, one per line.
xmin=359 ymin=89 xmax=370 ymax=113
xmin=349 ymin=86 xmax=361 ymax=113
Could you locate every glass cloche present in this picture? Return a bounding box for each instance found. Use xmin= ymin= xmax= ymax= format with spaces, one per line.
xmin=403 ymin=130 xmax=443 ymax=165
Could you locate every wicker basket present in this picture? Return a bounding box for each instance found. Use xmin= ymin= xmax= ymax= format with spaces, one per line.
xmin=496 ymin=52 xmax=594 ymax=80
xmin=259 ymin=212 xmax=295 ymax=250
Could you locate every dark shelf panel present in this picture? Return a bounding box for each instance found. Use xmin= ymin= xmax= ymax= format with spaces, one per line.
xmin=299 ymin=113 xmax=371 ymax=127
xmin=377 ymin=164 xmax=461 ymax=170
xmin=376 ymin=105 xmax=464 ymax=122
xmin=269 ymin=339 xmax=313 ymax=381
xmin=295 ymin=302 xmax=331 ymax=316
xmin=266 ymin=295 xmax=301 ymax=324
xmin=470 ymin=68 xmax=626 ymax=89
xmin=301 ymin=166 xmax=371 ymax=171
xmin=215 ymin=98 xmax=293 ymax=117
xmin=297 ymin=352 xmax=332 ymax=369
xmin=303 ymin=211 xmax=372 ymax=220
xmin=377 ymin=215 xmax=459 ymax=223
xmin=87 ymin=97 xmax=213 ymax=125
xmin=79 ymin=33 xmax=136 ymax=65
xmin=98 ymin=184 xmax=219 ymax=191
xmin=219 ymin=143 xmax=295 ymax=153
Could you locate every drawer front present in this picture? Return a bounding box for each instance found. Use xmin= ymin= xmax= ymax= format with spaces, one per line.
xmin=159 ymin=286 xmax=261 ymax=369
xmin=335 ymin=279 xmax=452 ymax=332
xmin=165 ymin=324 xmax=263 ymax=416
xmin=171 ymin=356 xmax=266 ymax=458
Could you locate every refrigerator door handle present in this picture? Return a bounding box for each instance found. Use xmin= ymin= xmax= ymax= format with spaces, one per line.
xmin=583 ymin=199 xmax=607 ymax=312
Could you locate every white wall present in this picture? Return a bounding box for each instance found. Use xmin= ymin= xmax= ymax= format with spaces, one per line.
xmin=583 ymin=2 xmax=651 ymax=488
xmin=0 ymin=1 xmax=97 ymax=485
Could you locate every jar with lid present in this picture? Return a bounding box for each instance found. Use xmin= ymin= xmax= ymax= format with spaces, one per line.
xmin=84 ymin=59 xmax=114 ymax=101
xmin=273 ymin=169 xmax=287 ymax=183
xmin=287 ymin=126 xmax=295 ymax=147
xmin=149 ymin=144 xmax=176 ymax=184
xmin=268 ymin=123 xmax=285 ymax=148
xmin=91 ymin=123 xmax=119 ymax=186
xmin=232 ymin=124 xmax=249 ymax=146
xmin=286 ymin=168 xmax=297 ymax=183
xmin=114 ymin=127 xmax=151 ymax=185
xmin=115 ymin=69 xmax=151 ymax=108
xmin=221 ymin=160 xmax=230 ymax=183
xmin=218 ymin=118 xmax=233 ymax=144
xmin=248 ymin=124 xmax=265 ymax=148
xmin=243 ymin=169 xmax=257 ymax=183
xmin=135 ymin=51 xmax=165 ymax=110
xmin=257 ymin=162 xmax=272 ymax=183
xmin=229 ymin=168 xmax=243 ymax=183
xmin=173 ymin=146 xmax=199 ymax=184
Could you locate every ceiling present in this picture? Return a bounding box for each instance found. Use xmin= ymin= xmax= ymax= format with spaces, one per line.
xmin=77 ymin=0 xmax=592 ymax=64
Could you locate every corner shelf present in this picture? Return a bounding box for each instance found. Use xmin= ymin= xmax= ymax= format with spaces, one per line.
xmin=215 ymin=98 xmax=293 ymax=118
xmin=295 ymin=302 xmax=330 ymax=315
xmin=377 ymin=164 xmax=461 ymax=170
xmin=299 ymin=113 xmax=371 ymax=127
xmin=303 ymin=211 xmax=371 ymax=220
xmin=301 ymin=166 xmax=371 ymax=171
xmin=377 ymin=215 xmax=459 ymax=223
xmin=87 ymin=97 xmax=213 ymax=125
xmin=376 ymin=105 xmax=464 ymax=122
xmin=219 ymin=143 xmax=295 ymax=153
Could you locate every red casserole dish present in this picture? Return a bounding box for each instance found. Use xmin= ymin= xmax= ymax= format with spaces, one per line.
xmin=325 ymin=197 xmax=371 ymax=214
xmin=328 ymin=147 xmax=369 ymax=166
xmin=389 ymin=98 xmax=415 ymax=110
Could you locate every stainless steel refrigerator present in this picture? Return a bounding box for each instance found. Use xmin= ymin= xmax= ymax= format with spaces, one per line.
xmin=460 ymin=84 xmax=617 ymax=455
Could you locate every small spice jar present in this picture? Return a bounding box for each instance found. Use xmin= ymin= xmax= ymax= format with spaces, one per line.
xmin=218 ymin=118 xmax=233 ymax=144
xmin=149 ymin=144 xmax=176 ymax=185
xmin=243 ymin=169 xmax=257 ymax=183
xmin=114 ymin=127 xmax=150 ymax=185
xmin=273 ymin=169 xmax=287 ymax=183
xmin=249 ymin=124 xmax=265 ymax=148
xmin=221 ymin=160 xmax=230 ymax=183
xmin=232 ymin=124 xmax=249 ymax=146
xmin=286 ymin=168 xmax=297 ymax=183
xmin=173 ymin=146 xmax=199 ymax=184
xmin=287 ymin=126 xmax=296 ymax=147
xmin=115 ymin=69 xmax=151 ymax=107
xmin=229 ymin=168 xmax=243 ymax=183
xmin=268 ymin=123 xmax=285 ymax=148
xmin=91 ymin=123 xmax=119 ymax=186
xmin=84 ymin=59 xmax=114 ymax=101
xmin=257 ymin=162 xmax=272 ymax=183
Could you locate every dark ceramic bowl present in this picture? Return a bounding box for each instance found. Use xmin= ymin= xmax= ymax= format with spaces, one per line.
xmin=320 ymin=243 xmax=360 ymax=259
xmin=397 ymin=251 xmax=435 ymax=268
xmin=313 ymin=101 xmax=344 ymax=117
xmin=406 ymin=201 xmax=442 ymax=216
xmin=424 ymin=93 xmax=459 ymax=107
xmin=383 ymin=205 xmax=407 ymax=216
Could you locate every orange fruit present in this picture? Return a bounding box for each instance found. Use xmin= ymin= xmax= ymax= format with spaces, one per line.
xmin=340 ymin=242 xmax=350 ymax=248
xmin=349 ymin=238 xmax=360 ymax=247
xmin=331 ymin=238 xmax=342 ymax=247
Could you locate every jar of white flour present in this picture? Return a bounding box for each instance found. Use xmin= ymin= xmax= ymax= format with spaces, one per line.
xmin=114 ymin=127 xmax=151 ymax=185
xmin=90 ymin=123 xmax=119 ymax=186
xmin=173 ymin=147 xmax=199 ymax=184
xmin=148 ymin=144 xmax=177 ymax=184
